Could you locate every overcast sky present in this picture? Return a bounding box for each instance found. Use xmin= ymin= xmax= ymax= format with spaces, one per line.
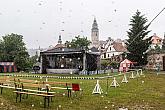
xmin=0 ymin=0 xmax=165 ymax=49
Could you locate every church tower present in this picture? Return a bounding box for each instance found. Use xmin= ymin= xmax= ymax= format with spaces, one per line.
xmin=58 ymin=35 xmax=62 ymax=44
xmin=91 ymin=18 xmax=99 ymax=48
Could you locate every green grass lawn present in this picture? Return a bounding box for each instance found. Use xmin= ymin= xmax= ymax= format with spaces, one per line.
xmin=0 ymin=71 xmax=165 ymax=110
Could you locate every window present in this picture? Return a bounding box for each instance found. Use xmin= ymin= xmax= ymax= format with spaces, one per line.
xmin=108 ymin=54 xmax=109 ymax=57
xmin=104 ymin=53 xmax=106 ymax=58
xmin=110 ymin=47 xmax=111 ymax=51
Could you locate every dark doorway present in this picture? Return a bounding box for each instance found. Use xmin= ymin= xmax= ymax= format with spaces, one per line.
xmin=163 ymin=56 xmax=165 ymax=70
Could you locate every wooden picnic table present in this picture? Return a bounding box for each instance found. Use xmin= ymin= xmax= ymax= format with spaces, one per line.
xmin=13 ymin=90 xmax=54 ymax=108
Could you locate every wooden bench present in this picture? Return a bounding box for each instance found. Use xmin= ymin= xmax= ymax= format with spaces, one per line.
xmin=0 ymin=76 xmax=16 ymax=85
xmin=40 ymin=81 xmax=72 ymax=97
xmin=13 ymin=90 xmax=54 ymax=108
xmin=16 ymin=79 xmax=81 ymax=97
xmin=20 ymin=81 xmax=82 ymax=98
xmin=50 ymin=83 xmax=82 ymax=97
xmin=17 ymin=78 xmax=39 ymax=84
xmin=0 ymin=77 xmax=18 ymax=94
xmin=13 ymin=82 xmax=55 ymax=108
xmin=0 ymin=85 xmax=17 ymax=94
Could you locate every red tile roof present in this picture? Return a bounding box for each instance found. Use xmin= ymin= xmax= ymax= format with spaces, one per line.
xmin=54 ymin=44 xmax=66 ymax=48
xmin=113 ymin=42 xmax=127 ymax=52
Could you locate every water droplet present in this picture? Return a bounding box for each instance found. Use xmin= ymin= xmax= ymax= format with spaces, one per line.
xmin=17 ymin=10 xmax=21 ymax=12
xmin=59 ymin=105 xmax=62 ymax=108
xmin=81 ymin=3 xmax=84 ymax=6
xmin=38 ymin=3 xmax=42 ymax=6
xmin=69 ymin=10 xmax=72 ymax=12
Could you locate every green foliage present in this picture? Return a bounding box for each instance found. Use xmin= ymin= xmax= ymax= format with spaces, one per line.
xmin=154 ymin=44 xmax=161 ymax=52
xmin=0 ymin=33 xmax=30 ymax=71
xmin=110 ymin=61 xmax=119 ymax=69
xmin=29 ymin=55 xmax=38 ymax=65
xmin=101 ymin=60 xmax=109 ymax=73
xmin=126 ymin=10 xmax=151 ymax=66
xmin=162 ymin=43 xmax=165 ymax=50
xmin=162 ymin=34 xmax=165 ymax=50
xmin=14 ymin=51 xmax=29 ymax=71
xmin=65 ymin=35 xmax=91 ymax=50
xmin=27 ymin=55 xmax=38 ymax=71
xmin=42 ymin=55 xmax=49 ymax=74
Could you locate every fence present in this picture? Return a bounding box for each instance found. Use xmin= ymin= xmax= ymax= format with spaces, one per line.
xmin=79 ymin=69 xmax=119 ymax=75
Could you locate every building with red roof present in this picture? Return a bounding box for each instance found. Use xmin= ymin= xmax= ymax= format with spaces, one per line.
xmin=150 ymin=33 xmax=162 ymax=49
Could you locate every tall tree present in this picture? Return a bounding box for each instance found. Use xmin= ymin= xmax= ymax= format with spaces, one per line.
xmin=126 ymin=10 xmax=151 ymax=66
xmin=0 ymin=33 xmax=30 ymax=71
xmin=65 ymin=36 xmax=91 ymax=50
xmin=162 ymin=32 xmax=165 ymax=50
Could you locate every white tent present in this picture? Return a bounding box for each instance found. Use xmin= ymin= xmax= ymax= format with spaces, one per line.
xmin=119 ymin=59 xmax=134 ymax=72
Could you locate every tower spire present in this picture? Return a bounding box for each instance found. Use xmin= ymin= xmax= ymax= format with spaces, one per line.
xmin=58 ymin=35 xmax=62 ymax=44
xmin=91 ymin=18 xmax=99 ymax=48
xmin=92 ymin=18 xmax=98 ymax=29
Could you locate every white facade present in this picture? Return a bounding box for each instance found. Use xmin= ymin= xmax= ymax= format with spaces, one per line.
xmin=100 ymin=38 xmax=127 ymax=60
xmin=101 ymin=45 xmax=123 ymax=59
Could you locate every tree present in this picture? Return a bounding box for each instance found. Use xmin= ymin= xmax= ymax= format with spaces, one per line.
xmin=14 ymin=51 xmax=30 ymax=71
xmin=42 ymin=55 xmax=50 ymax=74
xmin=154 ymin=44 xmax=161 ymax=52
xmin=65 ymin=35 xmax=91 ymax=50
xmin=110 ymin=61 xmax=119 ymax=69
xmin=126 ymin=10 xmax=151 ymax=66
xmin=162 ymin=33 xmax=165 ymax=50
xmin=29 ymin=55 xmax=38 ymax=67
xmin=0 ymin=33 xmax=30 ymax=71
xmin=101 ymin=60 xmax=109 ymax=73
